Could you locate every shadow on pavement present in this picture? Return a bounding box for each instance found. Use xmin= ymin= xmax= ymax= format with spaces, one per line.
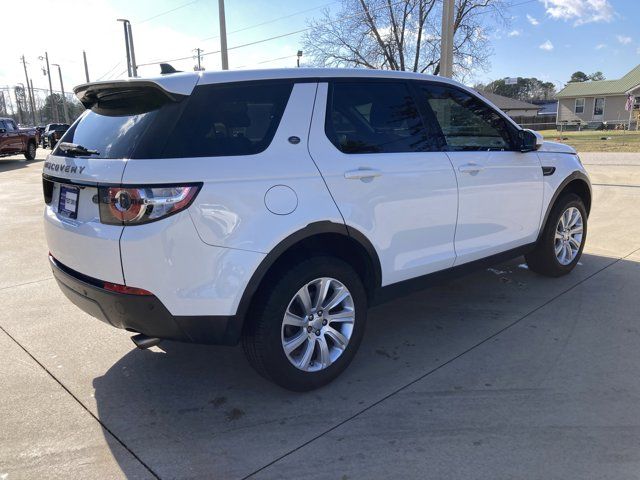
xmin=90 ymin=252 xmax=634 ymax=479
xmin=0 ymin=157 xmax=44 ymax=174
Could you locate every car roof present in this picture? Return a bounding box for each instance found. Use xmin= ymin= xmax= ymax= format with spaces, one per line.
xmin=74 ymin=67 xmax=468 ymax=97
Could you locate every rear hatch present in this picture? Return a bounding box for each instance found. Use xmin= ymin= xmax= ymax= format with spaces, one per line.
xmin=43 ymin=77 xmax=197 ymax=283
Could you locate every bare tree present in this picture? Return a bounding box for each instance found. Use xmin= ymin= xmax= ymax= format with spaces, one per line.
xmin=303 ymin=0 xmax=506 ymax=80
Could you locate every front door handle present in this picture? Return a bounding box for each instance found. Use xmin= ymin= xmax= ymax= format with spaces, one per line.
xmin=458 ymin=163 xmax=484 ymax=174
xmin=344 ymin=168 xmax=382 ymax=180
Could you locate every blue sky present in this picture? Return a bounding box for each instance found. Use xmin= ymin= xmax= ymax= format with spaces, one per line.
xmin=1 ymin=0 xmax=638 ymax=92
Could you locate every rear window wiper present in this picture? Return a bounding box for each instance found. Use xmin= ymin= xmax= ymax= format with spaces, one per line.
xmin=58 ymin=142 xmax=100 ymax=157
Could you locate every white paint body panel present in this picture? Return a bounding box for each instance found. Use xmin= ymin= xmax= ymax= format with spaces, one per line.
xmin=308 ymin=83 xmax=459 ymax=286
xmin=43 ymin=154 xmax=128 ymax=283
xmin=119 ymin=211 xmax=265 ymax=316
xmin=447 ymin=150 xmax=544 ymax=265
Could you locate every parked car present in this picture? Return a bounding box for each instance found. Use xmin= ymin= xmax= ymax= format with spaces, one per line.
xmin=0 ymin=117 xmax=37 ymax=160
xmin=43 ymin=69 xmax=591 ymax=391
xmin=42 ymin=123 xmax=70 ymax=149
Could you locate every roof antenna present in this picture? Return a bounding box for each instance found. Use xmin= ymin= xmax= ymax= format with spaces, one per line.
xmin=160 ymin=63 xmax=182 ymax=75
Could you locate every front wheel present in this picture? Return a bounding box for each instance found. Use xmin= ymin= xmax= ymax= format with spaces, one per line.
xmin=24 ymin=142 xmax=36 ymax=160
xmin=525 ymin=193 xmax=587 ymax=277
xmin=242 ymin=256 xmax=367 ymax=391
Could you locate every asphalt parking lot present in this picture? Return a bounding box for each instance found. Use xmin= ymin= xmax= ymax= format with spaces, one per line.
xmin=1 ymin=148 xmax=640 ymax=480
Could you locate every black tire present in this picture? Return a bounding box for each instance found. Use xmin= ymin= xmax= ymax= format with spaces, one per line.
xmin=242 ymin=256 xmax=367 ymax=391
xmin=525 ymin=193 xmax=587 ymax=277
xmin=24 ymin=141 xmax=36 ymax=160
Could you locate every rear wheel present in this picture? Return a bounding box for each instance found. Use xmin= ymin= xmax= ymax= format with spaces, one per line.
xmin=24 ymin=141 xmax=36 ymax=160
xmin=525 ymin=193 xmax=587 ymax=277
xmin=242 ymin=256 xmax=367 ymax=391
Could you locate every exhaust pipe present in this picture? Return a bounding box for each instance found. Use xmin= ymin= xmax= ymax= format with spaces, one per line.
xmin=131 ymin=334 xmax=162 ymax=350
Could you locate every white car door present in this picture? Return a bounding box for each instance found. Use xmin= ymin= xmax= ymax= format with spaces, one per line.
xmin=308 ymin=80 xmax=459 ymax=286
xmin=415 ymin=82 xmax=543 ymax=265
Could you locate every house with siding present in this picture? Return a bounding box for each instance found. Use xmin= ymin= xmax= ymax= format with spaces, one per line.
xmin=556 ymin=64 xmax=640 ymax=127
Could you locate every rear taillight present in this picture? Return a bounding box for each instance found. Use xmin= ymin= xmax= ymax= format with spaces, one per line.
xmin=98 ymin=184 xmax=201 ymax=225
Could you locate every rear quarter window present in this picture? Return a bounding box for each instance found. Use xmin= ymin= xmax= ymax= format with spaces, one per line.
xmin=161 ymin=81 xmax=293 ymax=158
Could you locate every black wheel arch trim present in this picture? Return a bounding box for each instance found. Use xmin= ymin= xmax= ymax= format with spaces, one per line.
xmin=234 ymin=221 xmax=382 ymax=328
xmin=538 ymin=170 xmax=592 ymax=243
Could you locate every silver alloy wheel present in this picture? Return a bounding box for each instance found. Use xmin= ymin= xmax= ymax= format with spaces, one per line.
xmin=555 ymin=206 xmax=583 ymax=265
xmin=281 ymin=277 xmax=355 ymax=372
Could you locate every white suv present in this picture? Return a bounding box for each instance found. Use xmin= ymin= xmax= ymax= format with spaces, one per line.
xmin=43 ymin=68 xmax=590 ymax=390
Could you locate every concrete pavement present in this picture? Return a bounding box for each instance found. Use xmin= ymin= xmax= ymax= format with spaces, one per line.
xmin=0 ymin=149 xmax=639 ymax=479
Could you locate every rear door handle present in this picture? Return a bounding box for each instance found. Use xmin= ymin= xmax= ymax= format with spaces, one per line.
xmin=458 ymin=163 xmax=484 ymax=174
xmin=344 ymin=168 xmax=382 ymax=180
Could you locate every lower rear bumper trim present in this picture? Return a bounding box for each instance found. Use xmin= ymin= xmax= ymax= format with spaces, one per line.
xmin=50 ymin=256 xmax=240 ymax=345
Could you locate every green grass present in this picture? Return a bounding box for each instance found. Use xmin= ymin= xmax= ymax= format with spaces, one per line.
xmin=537 ymin=129 xmax=640 ymax=153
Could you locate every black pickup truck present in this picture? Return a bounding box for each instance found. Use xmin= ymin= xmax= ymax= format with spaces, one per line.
xmin=42 ymin=123 xmax=70 ymax=149
xmin=0 ymin=118 xmax=37 ymax=160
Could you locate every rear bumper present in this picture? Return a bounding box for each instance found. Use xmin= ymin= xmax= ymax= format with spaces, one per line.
xmin=50 ymin=256 xmax=241 ymax=345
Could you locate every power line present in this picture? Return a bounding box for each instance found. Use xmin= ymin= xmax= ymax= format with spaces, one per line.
xmin=137 ymin=0 xmax=539 ymax=69
xmin=236 ymin=54 xmax=298 ymax=69
xmin=138 ymin=0 xmax=200 ymax=24
xmin=96 ymin=61 xmax=123 ymax=81
xmin=201 ymin=1 xmax=338 ymax=41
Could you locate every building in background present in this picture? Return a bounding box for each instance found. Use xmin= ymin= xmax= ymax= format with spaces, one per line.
xmin=556 ymin=64 xmax=640 ymax=129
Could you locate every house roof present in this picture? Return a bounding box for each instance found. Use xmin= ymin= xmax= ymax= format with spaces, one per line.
xmin=556 ymin=64 xmax=640 ymax=98
xmin=476 ymin=91 xmax=541 ymax=111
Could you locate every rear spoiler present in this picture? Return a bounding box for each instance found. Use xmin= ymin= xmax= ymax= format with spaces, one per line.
xmin=73 ymin=80 xmax=187 ymax=114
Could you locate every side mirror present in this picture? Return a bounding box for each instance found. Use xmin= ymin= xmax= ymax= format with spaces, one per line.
xmin=519 ymin=129 xmax=543 ymax=152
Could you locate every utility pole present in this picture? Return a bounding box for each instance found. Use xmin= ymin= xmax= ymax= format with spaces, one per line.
xmin=218 ymin=0 xmax=229 ymax=70
xmin=117 ymin=19 xmax=138 ymax=77
xmin=193 ymin=48 xmax=204 ymax=71
xmin=83 ymin=50 xmax=90 ymax=82
xmin=30 ymin=79 xmax=41 ymax=124
xmin=117 ymin=19 xmax=133 ymax=77
xmin=127 ymin=22 xmax=138 ymax=77
xmin=20 ymin=55 xmax=37 ymax=125
xmin=440 ymin=0 xmax=454 ymax=78
xmin=51 ymin=64 xmax=70 ymax=124
xmin=40 ymin=52 xmax=58 ymax=122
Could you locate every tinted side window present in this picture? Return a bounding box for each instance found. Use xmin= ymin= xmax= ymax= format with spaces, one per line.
xmin=162 ymin=81 xmax=293 ymax=158
xmin=418 ymin=84 xmax=516 ymax=151
xmin=6 ymin=120 xmax=17 ymax=131
xmin=326 ymin=82 xmax=432 ymax=154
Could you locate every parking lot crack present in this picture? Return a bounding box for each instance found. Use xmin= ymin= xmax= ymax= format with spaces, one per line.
xmin=242 ymin=245 xmax=640 ymax=480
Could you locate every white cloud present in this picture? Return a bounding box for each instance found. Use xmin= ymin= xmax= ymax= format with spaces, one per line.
xmin=527 ymin=14 xmax=540 ymax=25
xmin=542 ymin=0 xmax=615 ymax=26
xmin=616 ymin=35 xmax=632 ymax=45
xmin=508 ymin=29 xmax=522 ymax=37
xmin=595 ymin=43 xmax=607 ymax=50
xmin=539 ymin=40 xmax=554 ymax=51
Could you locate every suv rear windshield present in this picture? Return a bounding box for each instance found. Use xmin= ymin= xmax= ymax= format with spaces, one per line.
xmin=56 ymin=81 xmax=293 ymax=159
